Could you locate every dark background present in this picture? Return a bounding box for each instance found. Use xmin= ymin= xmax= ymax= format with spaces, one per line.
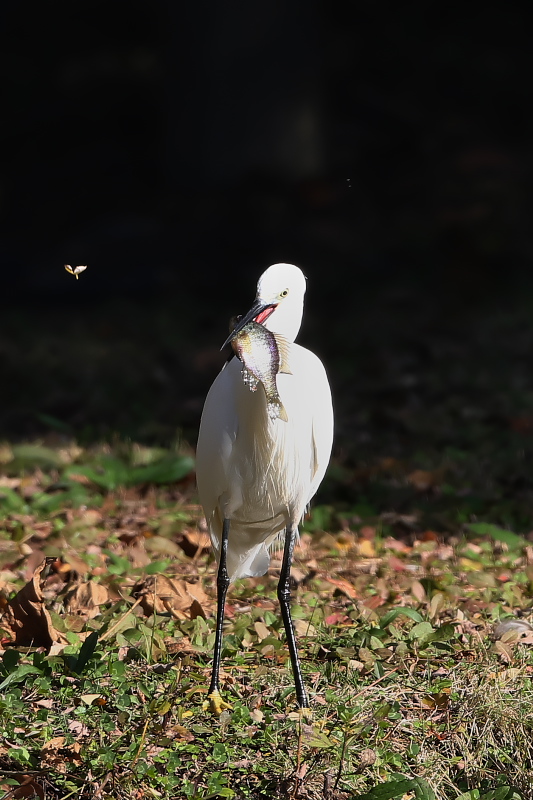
xmin=2 ymin=1 xmax=533 ymax=479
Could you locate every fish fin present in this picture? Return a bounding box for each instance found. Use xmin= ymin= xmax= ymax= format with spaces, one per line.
xmin=267 ymin=399 xmax=288 ymax=422
xmin=273 ymin=334 xmax=292 ymax=374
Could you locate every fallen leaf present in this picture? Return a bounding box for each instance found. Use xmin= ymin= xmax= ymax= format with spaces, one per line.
xmin=41 ymin=737 xmax=82 ymax=773
xmin=254 ymin=621 xmax=271 ymax=641
xmin=189 ymin=599 xmax=206 ymax=620
xmin=81 ymin=694 xmax=105 ymax=705
xmin=66 ymin=581 xmax=108 ymax=618
xmin=294 ymin=619 xmax=317 ymax=637
xmin=41 ymin=736 xmax=66 ymax=751
xmin=135 ymin=576 xmax=213 ymax=619
xmin=178 ymin=529 xmax=211 ymax=558
xmin=324 ymin=612 xmax=350 ymax=626
xmin=388 ymin=556 xmax=406 ymax=571
xmin=358 ymin=539 xmax=376 ymax=557
xmin=411 ymin=580 xmax=426 ymax=603
xmin=493 ymin=640 xmax=513 ymax=662
xmin=324 ymin=577 xmax=358 ymax=599
xmin=68 ymin=719 xmax=90 ymax=737
xmin=383 ymin=537 xmax=412 ymax=553
xmin=2 ymin=561 xmax=67 ymax=648
xmin=2 ymin=775 xmax=45 ymax=799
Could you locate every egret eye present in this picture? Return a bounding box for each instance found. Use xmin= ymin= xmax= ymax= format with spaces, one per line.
xmin=279 ymin=288 xmax=289 ymax=299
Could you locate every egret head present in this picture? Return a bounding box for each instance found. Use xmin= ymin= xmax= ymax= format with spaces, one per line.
xmin=222 ymin=264 xmax=307 ymax=349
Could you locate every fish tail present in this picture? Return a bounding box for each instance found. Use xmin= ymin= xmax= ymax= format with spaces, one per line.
xmin=267 ymin=396 xmax=288 ymax=422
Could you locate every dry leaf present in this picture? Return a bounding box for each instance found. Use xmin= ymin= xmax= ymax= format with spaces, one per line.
xmin=324 ymin=612 xmax=350 ymax=626
xmin=254 ymin=621 xmax=271 ymax=641
xmin=294 ymin=619 xmax=317 ymax=637
xmin=2 ymin=775 xmax=45 ymax=799
xmin=66 ymin=581 xmax=108 ymax=618
xmin=358 ymin=539 xmax=376 ymax=558
xmin=2 ymin=561 xmax=67 ymax=647
xmin=324 ymin=577 xmax=358 ymax=599
xmin=189 ymin=599 xmax=206 ymax=620
xmin=172 ymin=724 xmax=195 ymax=742
xmin=81 ymin=694 xmax=104 ymax=705
xmin=493 ymin=640 xmax=513 ymax=662
xmin=411 ymin=580 xmax=427 ymax=603
xmin=68 ymin=719 xmax=90 ymax=737
xmin=388 ymin=556 xmax=406 ymax=571
xmin=136 ymin=576 xmax=213 ymax=620
xmin=41 ymin=736 xmax=66 ymax=751
xmin=41 ymin=737 xmax=82 ymax=773
xmin=178 ymin=529 xmax=211 ymax=558
xmin=429 ymin=592 xmax=445 ymax=620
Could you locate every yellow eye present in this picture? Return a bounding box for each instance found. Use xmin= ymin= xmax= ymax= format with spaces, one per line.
xmin=279 ymin=288 xmax=289 ymax=299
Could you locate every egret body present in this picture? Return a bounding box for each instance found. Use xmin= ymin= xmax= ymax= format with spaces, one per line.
xmin=196 ymin=263 xmax=333 ymax=712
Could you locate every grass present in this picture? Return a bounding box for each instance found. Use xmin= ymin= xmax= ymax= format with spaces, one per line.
xmin=1 ymin=440 xmax=533 ymax=799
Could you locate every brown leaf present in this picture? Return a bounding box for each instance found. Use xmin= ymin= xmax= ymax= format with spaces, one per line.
xmin=2 ymin=561 xmax=67 ymax=648
xmin=294 ymin=619 xmax=317 ymax=637
xmin=2 ymin=775 xmax=45 ymax=799
xmin=172 ymin=724 xmax=195 ymax=742
xmin=388 ymin=556 xmax=406 ymax=571
xmin=165 ymin=636 xmax=197 ymax=656
xmin=324 ymin=577 xmax=358 ymax=599
xmin=178 ymin=529 xmax=211 ymax=558
xmin=41 ymin=736 xmax=66 ymax=752
xmin=411 ymin=580 xmax=427 ymax=603
xmin=363 ymin=595 xmax=386 ymax=610
xmin=136 ymin=576 xmax=213 ymax=619
xmin=41 ymin=737 xmax=82 ymax=774
xmin=324 ymin=612 xmax=350 ymax=626
xmin=68 ymin=719 xmax=90 ymax=737
xmin=66 ymin=581 xmax=108 ymax=618
xmin=493 ymin=640 xmax=513 ymax=662
xmin=383 ymin=537 xmax=412 ymax=553
xmin=189 ymin=599 xmax=206 ymax=620
xmin=254 ymin=621 xmax=271 ymax=641
xmin=358 ymin=539 xmax=376 ymax=557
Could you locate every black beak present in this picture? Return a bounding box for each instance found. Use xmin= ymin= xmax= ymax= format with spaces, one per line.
xmin=220 ymin=299 xmax=273 ymax=350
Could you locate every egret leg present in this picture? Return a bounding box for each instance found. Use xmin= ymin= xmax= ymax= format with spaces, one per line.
xmin=277 ymin=526 xmax=309 ymax=708
xmin=207 ymin=517 xmax=232 ymax=714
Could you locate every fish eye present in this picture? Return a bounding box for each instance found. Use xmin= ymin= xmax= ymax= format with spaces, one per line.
xmin=279 ymin=288 xmax=289 ymax=298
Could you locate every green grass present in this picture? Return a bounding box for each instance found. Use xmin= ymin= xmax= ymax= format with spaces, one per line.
xmin=1 ymin=441 xmax=533 ymax=798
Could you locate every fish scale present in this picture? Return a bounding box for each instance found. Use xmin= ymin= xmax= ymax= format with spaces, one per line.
xmin=230 ymin=321 xmax=291 ymax=422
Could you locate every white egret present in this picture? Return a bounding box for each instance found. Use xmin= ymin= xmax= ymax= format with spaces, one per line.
xmin=196 ymin=263 xmax=333 ymax=713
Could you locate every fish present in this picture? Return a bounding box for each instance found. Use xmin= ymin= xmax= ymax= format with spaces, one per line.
xmin=64 ymin=264 xmax=87 ymax=280
xmin=230 ymin=321 xmax=291 ymax=422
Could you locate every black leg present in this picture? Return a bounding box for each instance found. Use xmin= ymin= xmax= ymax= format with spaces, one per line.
xmin=277 ymin=526 xmax=309 ymax=708
xmin=208 ymin=517 xmax=231 ymax=712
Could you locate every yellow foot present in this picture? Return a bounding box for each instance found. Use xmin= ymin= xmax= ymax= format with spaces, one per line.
xmin=298 ymin=705 xmax=314 ymax=722
xmin=202 ymin=690 xmax=233 ymax=715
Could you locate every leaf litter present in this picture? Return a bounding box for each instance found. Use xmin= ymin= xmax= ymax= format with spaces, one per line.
xmin=1 ymin=442 xmax=533 ymax=797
